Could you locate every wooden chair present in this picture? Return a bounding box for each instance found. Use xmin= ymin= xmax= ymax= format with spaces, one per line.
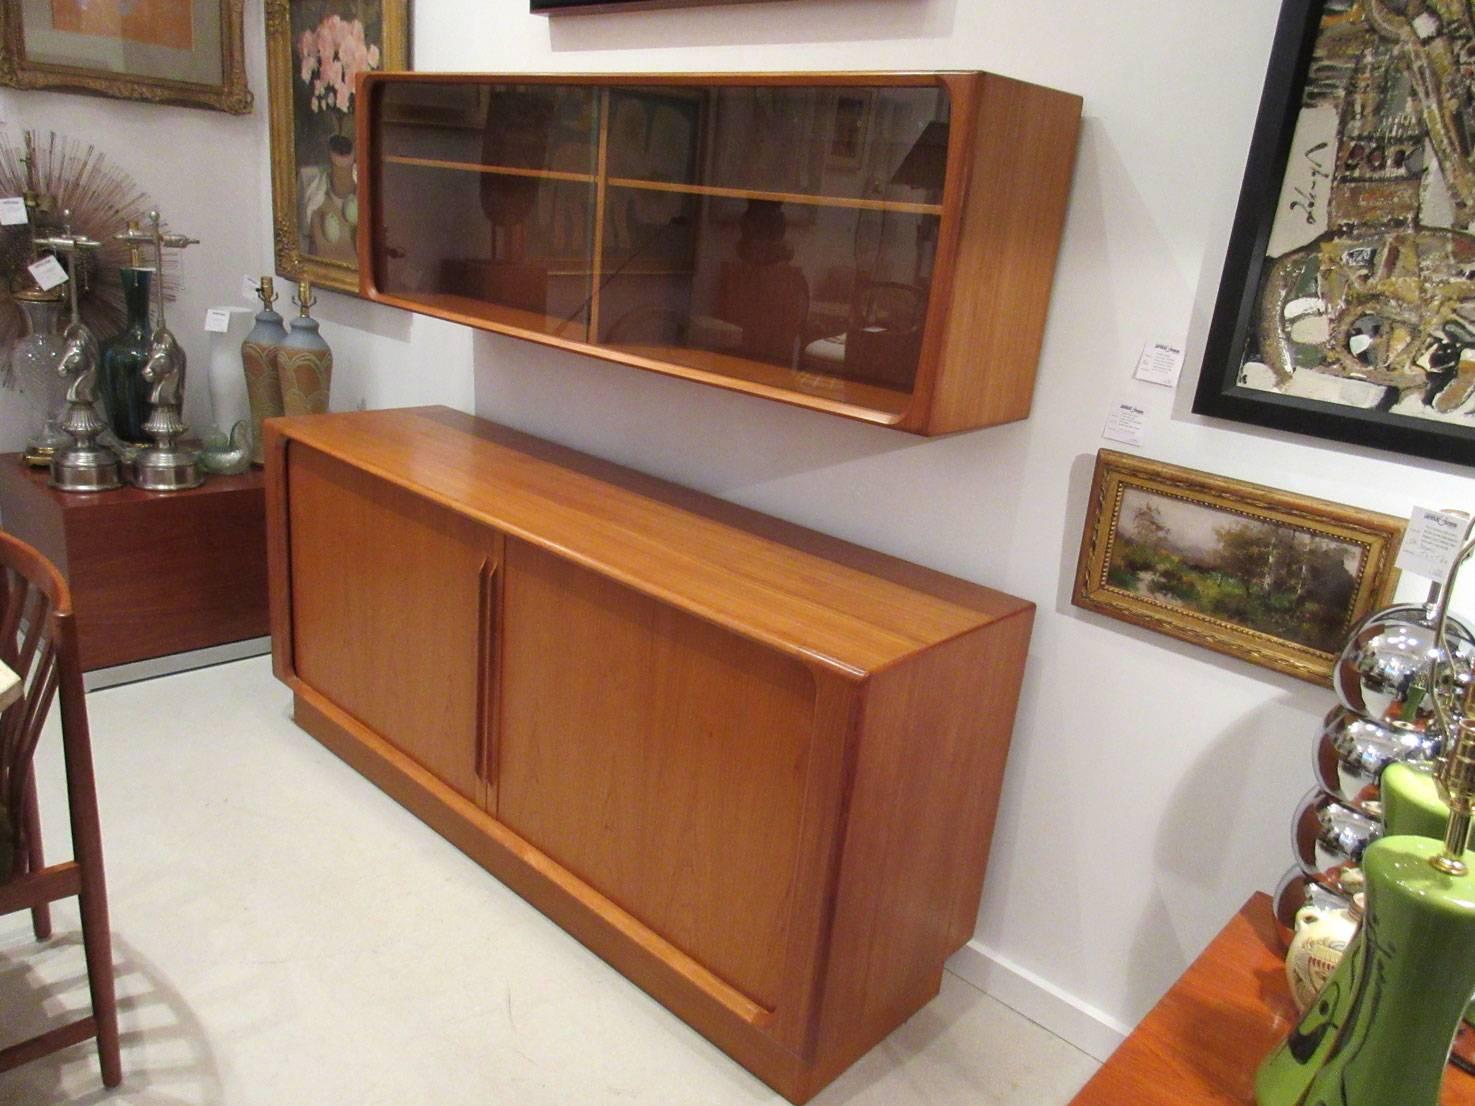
xmin=0 ymin=530 xmax=120 ymax=1087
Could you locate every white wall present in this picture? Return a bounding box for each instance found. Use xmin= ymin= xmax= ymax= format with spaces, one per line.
xmin=9 ymin=0 xmax=1475 ymax=1061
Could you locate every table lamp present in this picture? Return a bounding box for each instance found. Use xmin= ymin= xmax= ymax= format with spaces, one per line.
xmin=1257 ymin=533 xmax=1475 ymax=1105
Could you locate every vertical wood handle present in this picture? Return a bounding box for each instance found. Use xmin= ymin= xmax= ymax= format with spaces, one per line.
xmin=475 ymin=556 xmax=501 ymax=787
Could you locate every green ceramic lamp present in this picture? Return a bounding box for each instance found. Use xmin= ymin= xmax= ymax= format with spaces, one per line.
xmin=1257 ymin=541 xmax=1475 ymax=1106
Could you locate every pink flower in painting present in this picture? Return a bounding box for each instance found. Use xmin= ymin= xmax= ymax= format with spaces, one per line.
xmin=296 ymin=12 xmax=382 ymax=119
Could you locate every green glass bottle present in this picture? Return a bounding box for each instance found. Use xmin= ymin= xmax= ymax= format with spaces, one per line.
xmin=97 ymin=234 xmax=154 ymax=446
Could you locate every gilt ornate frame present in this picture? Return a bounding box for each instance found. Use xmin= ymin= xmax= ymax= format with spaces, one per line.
xmin=1073 ymin=450 xmax=1404 ymax=685
xmin=0 ymin=0 xmax=252 ymax=114
xmin=266 ymin=0 xmax=410 ymax=294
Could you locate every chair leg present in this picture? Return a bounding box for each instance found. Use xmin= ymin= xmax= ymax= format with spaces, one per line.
xmin=75 ymin=871 xmax=120 ymax=1087
xmin=21 ymin=773 xmax=51 ymax=941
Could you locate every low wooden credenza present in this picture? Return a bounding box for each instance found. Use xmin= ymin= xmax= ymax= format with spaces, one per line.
xmin=264 ymin=406 xmax=1034 ymax=1102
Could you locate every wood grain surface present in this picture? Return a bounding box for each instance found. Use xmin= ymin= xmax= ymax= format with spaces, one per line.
xmin=267 ymin=408 xmax=1035 ymax=1103
xmin=0 ymin=457 xmax=268 ymax=670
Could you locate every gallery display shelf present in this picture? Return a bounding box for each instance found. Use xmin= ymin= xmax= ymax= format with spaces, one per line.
xmin=1069 ymin=893 xmax=1475 ymax=1105
xmin=0 ymin=456 xmax=268 ymax=672
xmin=265 ymin=406 xmax=1035 ymax=1102
xmin=356 ymin=72 xmax=1082 ymax=435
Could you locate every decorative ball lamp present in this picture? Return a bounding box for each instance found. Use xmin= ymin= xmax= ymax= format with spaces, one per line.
xmin=1257 ymin=540 xmax=1475 ymax=1106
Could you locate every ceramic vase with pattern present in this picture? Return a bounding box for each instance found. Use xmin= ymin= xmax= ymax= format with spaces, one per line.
xmin=279 ymin=280 xmax=332 ymax=418
xmin=241 ymin=277 xmax=287 ymax=465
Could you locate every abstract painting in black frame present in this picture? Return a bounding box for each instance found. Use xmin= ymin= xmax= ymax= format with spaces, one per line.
xmin=1194 ymin=0 xmax=1475 ymax=467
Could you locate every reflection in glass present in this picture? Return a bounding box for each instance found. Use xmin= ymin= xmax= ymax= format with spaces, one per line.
xmin=371 ymin=81 xmax=950 ymax=401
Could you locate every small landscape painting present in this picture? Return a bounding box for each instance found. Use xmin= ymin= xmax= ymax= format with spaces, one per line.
xmin=1074 ymin=450 xmax=1405 ymax=685
xmin=1107 ymin=487 xmax=1362 ymax=655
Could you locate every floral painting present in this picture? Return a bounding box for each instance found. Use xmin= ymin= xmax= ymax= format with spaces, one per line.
xmin=292 ymin=3 xmax=382 ymax=264
xmin=267 ymin=0 xmax=408 ymax=292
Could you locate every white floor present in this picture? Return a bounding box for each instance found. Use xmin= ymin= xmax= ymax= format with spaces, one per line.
xmin=0 ymin=657 xmax=1099 ymax=1106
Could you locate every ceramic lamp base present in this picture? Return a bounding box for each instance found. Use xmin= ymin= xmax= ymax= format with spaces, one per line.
xmin=1256 ymin=834 xmax=1475 ymax=1106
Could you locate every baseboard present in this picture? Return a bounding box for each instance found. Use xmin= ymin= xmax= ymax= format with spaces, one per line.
xmin=945 ymin=940 xmax=1130 ymax=1062
xmin=84 ymin=636 xmax=272 ymax=691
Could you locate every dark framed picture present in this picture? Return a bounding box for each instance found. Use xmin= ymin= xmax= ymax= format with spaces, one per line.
xmin=1193 ymin=0 xmax=1475 ymax=466
xmin=1073 ymin=450 xmax=1404 ymax=686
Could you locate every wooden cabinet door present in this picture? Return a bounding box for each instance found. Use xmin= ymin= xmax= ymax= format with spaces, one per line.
xmin=288 ymin=447 xmax=496 ymax=802
xmin=494 ymin=537 xmax=819 ymax=1014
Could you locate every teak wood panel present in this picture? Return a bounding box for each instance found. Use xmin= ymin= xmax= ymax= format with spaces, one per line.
xmin=928 ymin=74 xmax=1083 ymax=434
xmin=0 ymin=457 xmax=268 ymax=670
xmin=287 ymin=447 xmax=493 ymax=802
xmin=269 ymin=407 xmax=1021 ymax=671
xmin=495 ymin=537 xmax=815 ymax=1013
xmin=264 ymin=408 xmax=1037 ymax=1103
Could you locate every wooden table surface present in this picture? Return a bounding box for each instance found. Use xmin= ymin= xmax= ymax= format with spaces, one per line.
xmin=1069 ymin=892 xmax=1475 ymax=1105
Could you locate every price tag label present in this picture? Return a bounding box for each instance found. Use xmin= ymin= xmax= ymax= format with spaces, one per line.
xmin=28 ymin=255 xmax=67 ymax=291
xmin=1397 ymin=507 xmax=1471 ymax=581
xmin=242 ymin=274 xmax=262 ymax=303
xmin=1102 ymin=399 xmax=1148 ymax=447
xmin=1133 ymin=341 xmax=1185 ymax=387
xmin=0 ymin=197 xmax=28 ymax=226
xmin=203 ymin=307 xmax=233 ymax=333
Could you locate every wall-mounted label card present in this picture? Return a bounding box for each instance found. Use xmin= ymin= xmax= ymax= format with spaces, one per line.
xmin=1397 ymin=506 xmax=1471 ymax=581
xmin=1133 ymin=341 xmax=1185 ymax=387
xmin=0 ymin=197 xmax=28 ymax=226
xmin=204 ymin=307 xmax=233 ymax=333
xmin=1102 ymin=400 xmax=1148 ymax=447
xmin=243 ymin=274 xmax=262 ymax=303
xmin=28 ymin=255 xmax=68 ymax=291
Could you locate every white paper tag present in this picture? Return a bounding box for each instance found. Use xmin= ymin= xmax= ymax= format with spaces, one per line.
xmin=1133 ymin=341 xmax=1185 ymax=387
xmin=1397 ymin=507 xmax=1471 ymax=581
xmin=0 ymin=197 xmax=28 ymax=226
xmin=1102 ymin=400 xmax=1148 ymax=447
xmin=203 ymin=307 xmax=232 ymax=333
xmin=243 ymin=274 xmax=262 ymax=303
xmin=28 ymin=255 xmax=67 ymax=291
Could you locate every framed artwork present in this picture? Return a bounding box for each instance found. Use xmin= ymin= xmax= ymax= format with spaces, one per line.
xmin=266 ymin=0 xmax=410 ymax=295
xmin=0 ymin=0 xmax=251 ymax=113
xmin=1194 ymin=0 xmax=1475 ymax=466
xmin=1073 ymin=450 xmax=1404 ymax=685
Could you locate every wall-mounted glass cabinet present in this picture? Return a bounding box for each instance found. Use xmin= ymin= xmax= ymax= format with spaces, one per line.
xmin=359 ymin=72 xmax=1081 ymax=435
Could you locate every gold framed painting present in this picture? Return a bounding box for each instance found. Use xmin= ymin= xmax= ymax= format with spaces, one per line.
xmin=0 ymin=0 xmax=251 ymax=113
xmin=266 ymin=0 xmax=410 ymax=294
xmin=1073 ymin=450 xmax=1405 ymax=685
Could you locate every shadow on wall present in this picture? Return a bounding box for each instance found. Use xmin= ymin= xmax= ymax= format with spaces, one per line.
xmin=1127 ymin=689 xmax=1323 ymax=1020
xmin=470 ymin=326 xmax=921 ymax=486
xmin=543 ymin=0 xmax=956 ymax=50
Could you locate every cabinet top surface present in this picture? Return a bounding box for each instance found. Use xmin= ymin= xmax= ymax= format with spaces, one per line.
xmin=271 ymin=407 xmax=1031 ymax=675
xmin=0 ymin=453 xmax=265 ymax=509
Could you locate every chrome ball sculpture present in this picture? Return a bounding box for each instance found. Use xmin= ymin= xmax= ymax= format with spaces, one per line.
xmin=1273 ymin=595 xmax=1475 ymax=944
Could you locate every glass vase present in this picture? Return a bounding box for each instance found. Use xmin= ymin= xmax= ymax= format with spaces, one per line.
xmin=10 ymin=292 xmax=69 ymax=461
xmin=97 ymin=267 xmax=154 ymax=446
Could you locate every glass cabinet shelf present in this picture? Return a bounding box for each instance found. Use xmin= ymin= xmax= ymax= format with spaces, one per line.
xmin=358 ymin=72 xmax=1082 ymax=435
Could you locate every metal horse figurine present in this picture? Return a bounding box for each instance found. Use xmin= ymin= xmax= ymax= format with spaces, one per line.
xmin=130 ymin=210 xmax=202 ymax=491
xmin=35 ymin=217 xmax=120 ymax=491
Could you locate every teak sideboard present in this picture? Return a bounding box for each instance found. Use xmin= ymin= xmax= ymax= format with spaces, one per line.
xmin=357 ymin=72 xmax=1082 ymax=435
xmin=264 ymin=407 xmax=1034 ymax=1101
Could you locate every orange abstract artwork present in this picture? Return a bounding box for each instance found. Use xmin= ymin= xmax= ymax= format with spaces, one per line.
xmin=50 ymin=0 xmax=194 ymax=51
